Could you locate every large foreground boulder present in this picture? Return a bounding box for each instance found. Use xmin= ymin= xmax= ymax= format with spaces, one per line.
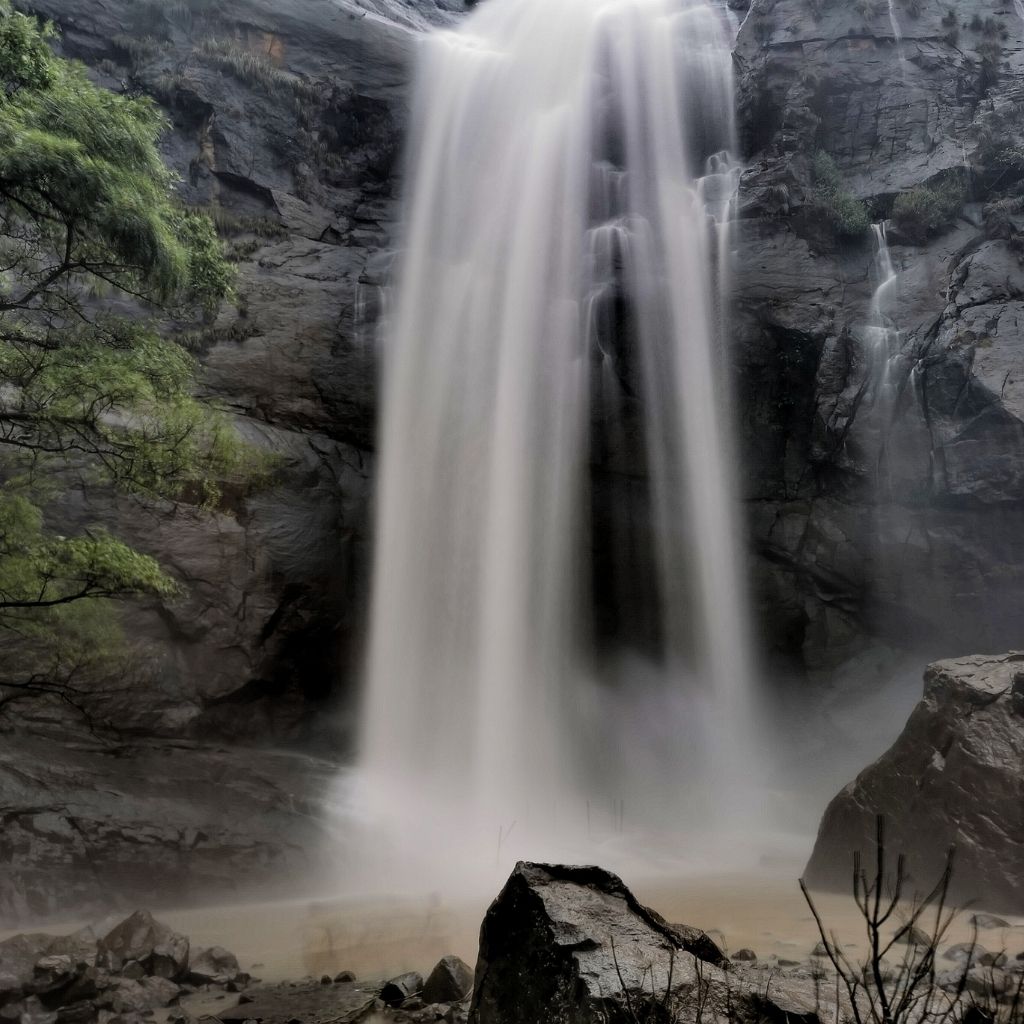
xmin=469 ymin=862 xmax=816 ymax=1024
xmin=804 ymin=653 xmax=1024 ymax=913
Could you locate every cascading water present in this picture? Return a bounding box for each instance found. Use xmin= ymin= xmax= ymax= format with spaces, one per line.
xmin=866 ymin=222 xmax=902 ymax=390
xmin=348 ymin=0 xmax=761 ymax=891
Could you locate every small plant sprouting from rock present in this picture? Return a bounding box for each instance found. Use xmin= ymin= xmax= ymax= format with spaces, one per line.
xmin=811 ymin=151 xmax=871 ymax=239
xmin=891 ymin=178 xmax=966 ymax=244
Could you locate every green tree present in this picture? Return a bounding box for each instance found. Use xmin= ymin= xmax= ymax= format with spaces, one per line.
xmin=0 ymin=1 xmax=245 ymax=718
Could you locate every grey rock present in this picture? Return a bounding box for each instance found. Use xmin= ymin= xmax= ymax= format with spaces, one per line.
xmin=733 ymin=949 xmax=757 ymax=962
xmin=45 ymin=931 xmax=97 ymax=971
xmin=187 ymin=948 xmax=240 ymax=985
xmin=422 ymin=956 xmax=473 ymax=1005
xmin=99 ymin=913 xmax=188 ymax=981
xmin=971 ymin=914 xmax=1010 ymax=930
xmin=381 ymin=973 xmax=424 ymax=1007
xmin=31 ymin=956 xmax=76 ymax=995
xmin=332 ymin=973 xmax=356 ymax=984
xmin=103 ymin=977 xmax=180 ymax=1014
xmin=805 ymin=653 xmax=1024 ymax=913
xmin=895 ymin=927 xmax=932 ymax=947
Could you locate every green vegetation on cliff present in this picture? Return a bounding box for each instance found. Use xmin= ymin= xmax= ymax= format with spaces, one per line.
xmin=811 ymin=151 xmax=871 ymax=239
xmin=0 ymin=0 xmax=245 ymax=713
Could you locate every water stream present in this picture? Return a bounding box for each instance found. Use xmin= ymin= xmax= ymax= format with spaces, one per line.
xmin=347 ymin=0 xmax=762 ymax=893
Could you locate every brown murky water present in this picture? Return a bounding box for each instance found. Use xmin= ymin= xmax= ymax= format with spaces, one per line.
xmin=5 ymin=871 xmax=1022 ymax=983
xmin=132 ymin=874 xmax=1024 ymax=982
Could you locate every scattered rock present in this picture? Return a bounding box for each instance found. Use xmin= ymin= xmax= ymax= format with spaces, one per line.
xmin=33 ymin=956 xmax=76 ymax=994
xmin=895 ymin=927 xmax=931 ymax=947
xmin=422 ymin=956 xmax=473 ymax=1005
xmin=218 ymin=979 xmax=378 ymax=1024
xmin=971 ymin=914 xmax=1010 ymax=930
xmin=733 ymin=949 xmax=757 ymax=962
xmin=944 ymin=943 xmax=989 ymax=965
xmin=120 ymin=963 xmax=145 ymax=982
xmin=333 ymin=972 xmax=356 ymax=984
xmin=810 ymin=943 xmax=828 ymax=957
xmin=978 ymin=951 xmax=1007 ymax=968
xmin=103 ymin=976 xmax=179 ymax=1014
xmin=381 ymin=973 xmax=424 ymax=1007
xmin=0 ymin=935 xmax=56 ymax=999
xmin=46 ymin=931 xmax=97 ymax=970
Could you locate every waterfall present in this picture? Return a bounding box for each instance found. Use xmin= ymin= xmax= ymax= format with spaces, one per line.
xmin=351 ymin=0 xmax=758 ymax=889
xmin=868 ymin=222 xmax=900 ymax=370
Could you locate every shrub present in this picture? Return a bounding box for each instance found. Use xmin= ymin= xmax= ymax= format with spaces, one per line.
xmin=811 ymin=151 xmax=871 ymax=238
xmin=891 ymin=178 xmax=966 ymax=242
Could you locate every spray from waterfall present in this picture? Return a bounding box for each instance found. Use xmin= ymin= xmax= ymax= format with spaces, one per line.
xmin=344 ymin=0 xmax=763 ymax=893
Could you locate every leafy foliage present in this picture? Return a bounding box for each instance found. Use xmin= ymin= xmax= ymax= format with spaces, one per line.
xmin=0 ymin=0 xmax=247 ymax=716
xmin=891 ymin=178 xmax=966 ymax=244
xmin=811 ymin=151 xmax=871 ymax=239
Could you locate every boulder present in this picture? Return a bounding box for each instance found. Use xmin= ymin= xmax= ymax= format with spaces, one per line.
xmin=32 ymin=956 xmax=76 ymax=995
xmin=187 ymin=947 xmax=240 ymax=985
xmin=45 ymin=931 xmax=97 ymax=971
xmin=469 ymin=862 xmax=814 ymax=1024
xmin=103 ymin=976 xmax=180 ymax=1014
xmin=422 ymin=956 xmax=473 ymax=1005
xmin=971 ymin=914 xmax=1010 ymax=930
xmin=804 ymin=654 xmax=1024 ymax=914
xmin=381 ymin=972 xmax=424 ymax=1007
xmin=99 ymin=912 xmax=189 ymax=981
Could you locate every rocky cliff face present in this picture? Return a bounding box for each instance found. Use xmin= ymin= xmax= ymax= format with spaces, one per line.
xmin=21 ymin=0 xmax=1024 ymax=739
xmin=0 ymin=0 xmax=459 ymax=926
xmin=8 ymin=0 xmax=465 ymax=747
xmin=733 ymin=0 xmax=1024 ymax=675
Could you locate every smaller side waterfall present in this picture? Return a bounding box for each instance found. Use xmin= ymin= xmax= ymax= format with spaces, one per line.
xmin=886 ymin=0 xmax=902 ymax=45
xmin=868 ymin=222 xmax=900 ymax=364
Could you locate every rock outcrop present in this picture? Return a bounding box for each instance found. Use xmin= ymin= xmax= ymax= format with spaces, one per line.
xmin=804 ymin=652 xmax=1024 ymax=913
xmin=0 ymin=734 xmax=337 ymax=923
